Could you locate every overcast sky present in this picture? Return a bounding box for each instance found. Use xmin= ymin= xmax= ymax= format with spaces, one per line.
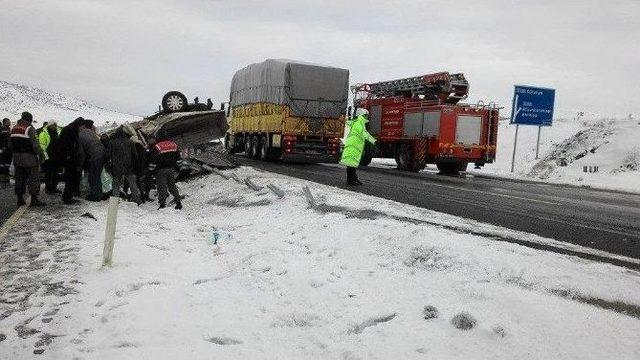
xmin=1 ymin=0 xmax=638 ymax=118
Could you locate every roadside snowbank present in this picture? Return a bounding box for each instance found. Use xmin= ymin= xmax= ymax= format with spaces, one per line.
xmin=472 ymin=117 xmax=640 ymax=193
xmin=1 ymin=167 xmax=639 ymax=359
xmin=371 ymin=117 xmax=640 ymax=193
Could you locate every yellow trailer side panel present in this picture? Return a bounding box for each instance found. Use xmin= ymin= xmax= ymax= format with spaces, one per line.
xmin=230 ymin=103 xmax=344 ymax=137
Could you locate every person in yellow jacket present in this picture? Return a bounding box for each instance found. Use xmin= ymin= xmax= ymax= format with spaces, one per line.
xmin=38 ymin=122 xmax=63 ymax=194
xmin=339 ymin=108 xmax=376 ymax=186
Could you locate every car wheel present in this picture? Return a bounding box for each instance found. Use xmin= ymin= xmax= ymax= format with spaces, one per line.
xmin=161 ymin=91 xmax=188 ymax=113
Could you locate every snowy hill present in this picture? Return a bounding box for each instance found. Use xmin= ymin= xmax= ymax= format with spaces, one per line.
xmin=473 ymin=117 xmax=640 ymax=193
xmin=0 ymin=80 xmax=141 ymax=127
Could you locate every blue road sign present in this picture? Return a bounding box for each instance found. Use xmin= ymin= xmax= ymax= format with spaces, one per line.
xmin=510 ymin=85 xmax=555 ymax=126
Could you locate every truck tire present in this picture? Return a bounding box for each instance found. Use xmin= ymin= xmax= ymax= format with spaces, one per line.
xmin=437 ymin=162 xmax=459 ymax=175
xmin=244 ymin=135 xmax=252 ymax=156
xmin=259 ymin=135 xmax=270 ymax=161
xmin=250 ymin=135 xmax=260 ymax=159
xmin=225 ymin=133 xmax=237 ymax=154
xmin=395 ymin=143 xmax=425 ymax=172
xmin=457 ymin=162 xmax=468 ymax=172
xmin=161 ymin=91 xmax=188 ymax=113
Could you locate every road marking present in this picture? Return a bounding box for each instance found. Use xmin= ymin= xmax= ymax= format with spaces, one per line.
xmin=321 ymin=163 xmax=560 ymax=205
xmin=0 ymin=205 xmax=28 ymax=242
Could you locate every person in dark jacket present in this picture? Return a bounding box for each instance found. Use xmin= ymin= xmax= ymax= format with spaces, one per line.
xmin=149 ymin=136 xmax=182 ymax=209
xmin=78 ymin=120 xmax=105 ymax=201
xmin=8 ymin=112 xmax=46 ymax=206
xmin=131 ymin=136 xmax=152 ymax=202
xmin=39 ymin=122 xmax=62 ymax=194
xmin=106 ymin=126 xmax=140 ymax=204
xmin=0 ymin=118 xmax=11 ymax=184
xmin=58 ymin=117 xmax=86 ymax=204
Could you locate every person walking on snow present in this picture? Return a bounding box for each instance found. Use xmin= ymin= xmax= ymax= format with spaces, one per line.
xmin=0 ymin=118 xmax=12 ymax=184
xmin=105 ymin=126 xmax=141 ymax=204
xmin=339 ymin=108 xmax=376 ymax=186
xmin=149 ymin=136 xmax=183 ymax=209
xmin=8 ymin=112 xmax=46 ymax=206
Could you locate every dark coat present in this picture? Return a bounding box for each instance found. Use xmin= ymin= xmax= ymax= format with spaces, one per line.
xmin=58 ymin=117 xmax=85 ymax=168
xmin=150 ymin=140 xmax=181 ymax=169
xmin=78 ymin=127 xmax=105 ymax=164
xmin=9 ymin=120 xmax=44 ymax=167
xmin=106 ymin=128 xmax=138 ymax=175
xmin=0 ymin=125 xmax=10 ymax=164
xmin=45 ymin=125 xmax=61 ymax=162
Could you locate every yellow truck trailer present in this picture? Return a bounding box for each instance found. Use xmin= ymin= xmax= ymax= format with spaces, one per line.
xmin=225 ymin=59 xmax=349 ymax=161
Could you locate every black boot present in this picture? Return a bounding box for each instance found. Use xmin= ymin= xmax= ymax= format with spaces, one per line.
xmin=158 ymin=202 xmax=166 ymax=209
xmin=30 ymin=197 xmax=46 ymax=207
xmin=175 ymin=201 xmax=183 ymax=210
xmin=17 ymin=197 xmax=26 ymax=206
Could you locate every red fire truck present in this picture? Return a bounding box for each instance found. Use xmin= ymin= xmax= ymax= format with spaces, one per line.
xmin=353 ymin=72 xmax=499 ymax=173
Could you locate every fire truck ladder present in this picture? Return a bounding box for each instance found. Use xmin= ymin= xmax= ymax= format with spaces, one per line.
xmin=365 ymin=72 xmax=469 ymax=104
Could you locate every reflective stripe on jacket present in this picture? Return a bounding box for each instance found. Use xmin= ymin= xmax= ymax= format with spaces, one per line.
xmin=151 ymin=140 xmax=181 ymax=169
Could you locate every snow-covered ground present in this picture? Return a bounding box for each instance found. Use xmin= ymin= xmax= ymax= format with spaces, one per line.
xmin=372 ymin=117 xmax=640 ymax=193
xmin=475 ymin=117 xmax=640 ymax=193
xmin=1 ymin=167 xmax=639 ymax=359
xmin=0 ymin=80 xmax=141 ymax=127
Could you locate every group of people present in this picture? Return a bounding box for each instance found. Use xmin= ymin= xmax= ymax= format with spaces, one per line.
xmin=0 ymin=112 xmax=183 ymax=209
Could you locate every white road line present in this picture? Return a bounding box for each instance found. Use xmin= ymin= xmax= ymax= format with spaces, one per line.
xmin=0 ymin=205 xmax=28 ymax=242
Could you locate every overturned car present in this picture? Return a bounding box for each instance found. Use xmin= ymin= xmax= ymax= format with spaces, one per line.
xmin=104 ymin=91 xmax=234 ymax=177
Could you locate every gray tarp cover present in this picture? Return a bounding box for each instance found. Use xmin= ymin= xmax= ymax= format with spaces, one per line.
xmin=230 ymin=59 xmax=349 ymax=119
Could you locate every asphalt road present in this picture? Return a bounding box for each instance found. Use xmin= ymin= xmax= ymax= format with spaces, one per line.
xmin=0 ymin=184 xmax=17 ymax=227
xmin=233 ymin=156 xmax=640 ymax=262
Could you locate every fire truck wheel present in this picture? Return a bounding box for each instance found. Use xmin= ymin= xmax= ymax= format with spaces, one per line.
xmin=259 ymin=135 xmax=270 ymax=161
xmin=437 ymin=162 xmax=459 ymax=175
xmin=251 ymin=135 xmax=260 ymax=159
xmin=457 ymin=162 xmax=468 ymax=172
xmin=244 ymin=135 xmax=252 ymax=156
xmin=395 ymin=143 xmax=414 ymax=171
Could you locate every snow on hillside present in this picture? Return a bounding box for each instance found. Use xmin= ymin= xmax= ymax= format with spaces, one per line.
xmin=0 ymin=80 xmax=141 ymax=127
xmin=2 ymin=167 xmax=639 ymax=359
xmin=370 ymin=116 xmax=640 ymax=193
xmin=472 ymin=117 xmax=640 ymax=193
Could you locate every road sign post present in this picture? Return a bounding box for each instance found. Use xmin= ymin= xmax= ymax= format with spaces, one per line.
xmin=535 ymin=125 xmax=542 ymax=160
xmin=511 ymin=124 xmax=519 ymax=173
xmin=510 ymin=85 xmax=555 ymax=172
